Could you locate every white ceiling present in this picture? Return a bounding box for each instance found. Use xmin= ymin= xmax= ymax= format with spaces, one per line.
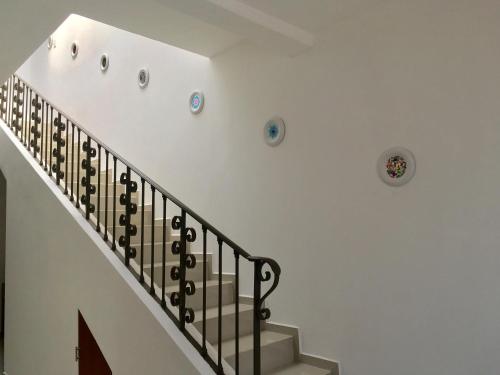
xmin=240 ymin=0 xmax=386 ymax=33
xmin=157 ymin=0 xmax=389 ymax=56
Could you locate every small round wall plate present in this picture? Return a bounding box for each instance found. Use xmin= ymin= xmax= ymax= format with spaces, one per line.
xmin=70 ymin=41 xmax=79 ymax=58
xmin=264 ymin=117 xmax=286 ymax=147
xmin=377 ymin=147 xmax=416 ymax=186
xmin=189 ymin=91 xmax=204 ymax=114
xmin=100 ymin=53 xmax=109 ymax=72
xmin=138 ymin=68 xmax=149 ymax=88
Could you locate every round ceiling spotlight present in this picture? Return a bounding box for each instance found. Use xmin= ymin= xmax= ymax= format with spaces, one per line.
xmin=264 ymin=117 xmax=286 ymax=147
xmin=100 ymin=53 xmax=109 ymax=72
xmin=189 ymin=91 xmax=205 ymax=114
xmin=138 ymin=68 xmax=149 ymax=88
xmin=70 ymin=41 xmax=79 ymax=59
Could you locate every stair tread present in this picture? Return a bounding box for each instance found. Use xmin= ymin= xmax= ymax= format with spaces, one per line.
xmin=215 ymin=330 xmax=292 ymax=357
xmin=195 ymin=303 xmax=253 ymax=322
xmin=164 ymin=279 xmax=232 ymax=293
xmin=271 ymin=363 xmax=331 ymax=375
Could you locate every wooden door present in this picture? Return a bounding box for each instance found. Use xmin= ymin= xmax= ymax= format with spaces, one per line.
xmin=78 ymin=311 xmax=112 ymax=375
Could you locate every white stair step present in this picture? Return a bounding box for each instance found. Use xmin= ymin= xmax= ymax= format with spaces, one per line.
xmin=194 ymin=303 xmax=254 ymax=344
xmin=216 ymin=330 xmax=295 ymax=375
xmin=165 ymin=279 xmax=232 ymax=311
xmin=130 ymin=241 xmax=193 ymax=263
xmin=99 ymin=206 xmax=153 ymax=226
xmin=114 ymin=221 xmax=176 ymax=242
xmin=272 ymin=363 xmax=331 ymax=375
xmin=144 ymin=256 xmax=209 ymax=287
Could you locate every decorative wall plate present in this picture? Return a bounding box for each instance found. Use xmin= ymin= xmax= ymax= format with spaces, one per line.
xmin=264 ymin=117 xmax=286 ymax=147
xmin=70 ymin=41 xmax=79 ymax=58
xmin=138 ymin=68 xmax=149 ymax=88
xmin=377 ymin=147 xmax=416 ymax=186
xmin=100 ymin=53 xmax=109 ymax=72
xmin=189 ymin=91 xmax=204 ymax=114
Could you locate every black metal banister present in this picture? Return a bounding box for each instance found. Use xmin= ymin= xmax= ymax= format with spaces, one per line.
xmin=3 ymin=74 xmax=281 ymax=375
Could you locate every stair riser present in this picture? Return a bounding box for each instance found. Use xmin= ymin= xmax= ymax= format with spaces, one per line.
xmin=113 ymin=224 xmax=176 ymax=243
xmin=134 ymin=242 xmax=193 ymax=264
xmin=70 ymin=170 xmax=113 ymax=185
xmin=90 ymin=194 xmax=139 ymax=209
xmin=171 ymin=281 xmax=233 ymax=311
xmin=145 ymin=261 xmax=210 ymax=287
xmin=225 ymin=336 xmax=295 ymax=375
xmin=195 ymin=308 xmax=254 ymax=344
xmin=98 ymin=209 xmax=153 ymax=226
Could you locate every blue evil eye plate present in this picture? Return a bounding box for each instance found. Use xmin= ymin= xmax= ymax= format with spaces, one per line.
xmin=190 ymin=91 xmax=204 ymax=114
xmin=264 ymin=117 xmax=286 ymax=146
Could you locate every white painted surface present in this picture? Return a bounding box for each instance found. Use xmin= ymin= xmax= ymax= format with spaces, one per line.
xmin=0 ymin=123 xmax=214 ymax=374
xmin=0 ymin=0 xmax=242 ymax=82
xmin=11 ymin=1 xmax=500 ymax=374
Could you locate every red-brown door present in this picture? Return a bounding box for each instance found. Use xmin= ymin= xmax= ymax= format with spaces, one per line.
xmin=78 ymin=311 xmax=112 ymax=375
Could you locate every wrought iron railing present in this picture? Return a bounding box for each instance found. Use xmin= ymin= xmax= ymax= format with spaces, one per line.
xmin=0 ymin=74 xmax=281 ymax=374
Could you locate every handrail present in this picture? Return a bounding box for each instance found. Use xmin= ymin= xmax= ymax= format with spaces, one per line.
xmin=0 ymin=74 xmax=281 ymax=375
xmin=17 ymin=77 xmax=254 ymax=261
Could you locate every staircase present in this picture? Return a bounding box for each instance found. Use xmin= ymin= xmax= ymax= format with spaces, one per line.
xmin=0 ymin=74 xmax=337 ymax=375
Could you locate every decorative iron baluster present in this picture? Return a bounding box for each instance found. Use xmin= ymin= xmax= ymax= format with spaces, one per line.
xmin=119 ymin=166 xmax=138 ymax=267
xmin=12 ymin=81 xmax=23 ymax=136
xmin=76 ymin=129 xmax=81 ymax=208
xmin=52 ymin=114 xmax=65 ymax=185
xmin=70 ymin=123 xmax=75 ymax=201
xmin=140 ymin=178 xmax=145 ymax=284
xmin=48 ymin=107 xmax=53 ymax=174
xmin=234 ymin=249 xmax=240 ymax=375
xmin=39 ymin=99 xmax=44 ymax=166
xmin=64 ymin=119 xmax=69 ymax=194
xmin=0 ymin=83 xmax=6 ymax=121
xmin=170 ymin=210 xmax=196 ymax=331
xmin=250 ymin=257 xmax=281 ymax=375
xmin=96 ymin=145 xmax=101 ymax=232
xmin=104 ymin=150 xmax=109 ymax=240
xmin=30 ymin=94 xmax=41 ymax=159
xmin=81 ymin=136 xmax=96 ymax=220
xmin=44 ymin=103 xmax=49 ymax=170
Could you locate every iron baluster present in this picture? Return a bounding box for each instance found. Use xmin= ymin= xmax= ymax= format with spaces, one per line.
xmin=140 ymin=178 xmax=145 ymax=284
xmin=39 ymin=99 xmax=44 ymax=166
xmin=96 ymin=145 xmax=101 ymax=232
xmin=30 ymin=94 xmax=41 ymax=159
xmin=44 ymin=103 xmax=49 ymax=170
xmin=64 ymin=119 xmax=69 ymax=194
xmin=202 ymin=226 xmax=207 ymax=356
xmin=112 ymin=156 xmax=117 ymax=250
xmin=70 ymin=123 xmax=75 ymax=201
xmin=104 ymin=150 xmax=109 ymax=240
xmin=170 ymin=210 xmax=196 ymax=331
xmin=27 ymin=89 xmax=32 ymax=151
xmin=76 ymin=129 xmax=81 ymax=208
xmin=119 ymin=166 xmax=138 ymax=267
xmin=51 ymin=114 xmax=65 ymax=185
xmin=218 ymin=238 xmax=223 ymax=374
xmin=234 ymin=250 xmax=240 ymax=375
xmin=150 ymin=186 xmax=156 ymax=295
xmin=161 ymin=195 xmax=167 ymax=308
xmin=48 ymin=107 xmax=53 ymax=175
xmin=81 ymin=136 xmax=96 ymax=220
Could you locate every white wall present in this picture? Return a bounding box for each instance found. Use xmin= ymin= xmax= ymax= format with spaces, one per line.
xmin=0 ymin=124 xmax=213 ymax=375
xmin=13 ymin=1 xmax=500 ymax=374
